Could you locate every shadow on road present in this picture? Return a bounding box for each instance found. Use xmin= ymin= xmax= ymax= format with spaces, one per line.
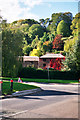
xmin=18 ymin=90 xmax=78 ymax=100
xmin=29 ymin=90 xmax=78 ymax=96
xmin=18 ymin=96 xmax=44 ymax=100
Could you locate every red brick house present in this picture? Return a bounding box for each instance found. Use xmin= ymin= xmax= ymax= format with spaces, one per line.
xmin=22 ymin=53 xmax=65 ymax=71
xmin=39 ymin=53 xmax=65 ymax=70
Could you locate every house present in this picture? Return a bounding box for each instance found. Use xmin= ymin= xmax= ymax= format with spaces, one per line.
xmin=22 ymin=56 xmax=39 ymax=68
xmin=39 ymin=53 xmax=65 ymax=70
xmin=22 ymin=53 xmax=65 ymax=71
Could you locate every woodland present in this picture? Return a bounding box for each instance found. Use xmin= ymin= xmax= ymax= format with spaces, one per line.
xmin=1 ymin=12 xmax=80 ymax=77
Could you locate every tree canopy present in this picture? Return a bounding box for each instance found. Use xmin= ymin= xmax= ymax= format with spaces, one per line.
xmin=57 ymin=20 xmax=70 ymax=37
xmin=2 ymin=12 xmax=80 ymax=76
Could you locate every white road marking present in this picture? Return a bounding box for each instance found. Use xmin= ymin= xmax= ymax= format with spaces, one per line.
xmin=4 ymin=109 xmax=28 ymax=117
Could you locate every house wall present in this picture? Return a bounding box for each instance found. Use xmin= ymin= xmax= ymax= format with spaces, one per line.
xmin=22 ymin=61 xmax=38 ymax=68
xmin=39 ymin=58 xmax=62 ymax=70
xmin=39 ymin=58 xmax=51 ymax=69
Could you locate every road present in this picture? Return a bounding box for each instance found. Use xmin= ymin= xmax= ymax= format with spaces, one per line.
xmin=1 ymin=82 xmax=79 ymax=119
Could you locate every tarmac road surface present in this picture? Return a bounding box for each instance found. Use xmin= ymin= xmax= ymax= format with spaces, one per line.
xmin=1 ymin=82 xmax=79 ymax=119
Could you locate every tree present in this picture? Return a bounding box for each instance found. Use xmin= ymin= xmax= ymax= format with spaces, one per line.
xmin=12 ymin=19 xmax=39 ymax=26
xmin=28 ymin=24 xmax=44 ymax=39
xmin=29 ymin=48 xmax=42 ymax=57
xmin=39 ymin=19 xmax=45 ymax=27
xmin=52 ymin=34 xmax=64 ymax=51
xmin=2 ymin=27 xmax=23 ymax=77
xmin=39 ymin=18 xmax=50 ymax=28
xmin=40 ymin=32 xmax=48 ymax=42
xmin=23 ymin=45 xmax=32 ymax=56
xmin=57 ymin=20 xmax=70 ymax=37
xmin=64 ymin=36 xmax=77 ymax=52
xmin=43 ymin=41 xmax=53 ymax=53
xmin=48 ymin=12 xmax=72 ymax=35
xmin=48 ymin=33 xmax=55 ymax=42
xmin=75 ymin=38 xmax=80 ymax=72
xmin=31 ymin=35 xmax=39 ymax=49
xmin=63 ymin=37 xmax=80 ymax=73
xmin=70 ymin=13 xmax=80 ymax=36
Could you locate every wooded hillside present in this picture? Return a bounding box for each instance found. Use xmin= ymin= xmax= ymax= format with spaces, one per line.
xmin=1 ymin=12 xmax=80 ymax=77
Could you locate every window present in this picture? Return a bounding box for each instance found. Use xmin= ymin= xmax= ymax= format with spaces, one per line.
xmin=43 ymin=59 xmax=46 ymax=62
xmin=43 ymin=64 xmax=46 ymax=67
xmin=31 ymin=61 xmax=33 ymax=64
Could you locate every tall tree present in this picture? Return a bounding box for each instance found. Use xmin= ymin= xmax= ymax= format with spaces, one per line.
xmin=70 ymin=13 xmax=80 ymax=36
xmin=75 ymin=38 xmax=80 ymax=72
xmin=57 ymin=20 xmax=70 ymax=37
xmin=48 ymin=12 xmax=72 ymax=35
xmin=2 ymin=27 xmax=23 ymax=77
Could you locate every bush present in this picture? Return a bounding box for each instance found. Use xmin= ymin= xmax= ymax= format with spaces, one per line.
xmin=18 ymin=67 xmax=78 ymax=80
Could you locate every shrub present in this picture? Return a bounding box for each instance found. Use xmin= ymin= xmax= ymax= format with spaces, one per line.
xmin=18 ymin=67 xmax=78 ymax=80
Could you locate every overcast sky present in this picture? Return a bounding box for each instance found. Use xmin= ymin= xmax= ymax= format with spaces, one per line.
xmin=0 ymin=0 xmax=79 ymax=23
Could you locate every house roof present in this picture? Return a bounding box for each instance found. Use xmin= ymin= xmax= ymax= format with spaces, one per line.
xmin=40 ymin=53 xmax=65 ymax=59
xmin=23 ymin=56 xmax=39 ymax=61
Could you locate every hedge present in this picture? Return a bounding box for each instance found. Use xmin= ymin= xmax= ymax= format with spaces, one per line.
xmin=18 ymin=67 xmax=79 ymax=80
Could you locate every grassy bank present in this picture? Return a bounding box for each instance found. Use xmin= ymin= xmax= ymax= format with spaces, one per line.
xmin=1 ymin=77 xmax=78 ymax=84
xmin=2 ymin=81 xmax=39 ymax=95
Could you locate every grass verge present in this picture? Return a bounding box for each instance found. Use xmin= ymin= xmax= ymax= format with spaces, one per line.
xmin=21 ymin=78 xmax=78 ymax=84
xmin=1 ymin=77 xmax=79 ymax=84
xmin=2 ymin=81 xmax=39 ymax=95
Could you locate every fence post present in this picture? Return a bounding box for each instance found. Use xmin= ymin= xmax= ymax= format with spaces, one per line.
xmin=10 ymin=79 xmax=13 ymax=92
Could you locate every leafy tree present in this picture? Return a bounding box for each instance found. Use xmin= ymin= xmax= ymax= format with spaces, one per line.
xmin=40 ymin=32 xmax=48 ymax=42
xmin=52 ymin=34 xmax=64 ymax=51
xmin=70 ymin=13 xmax=80 ymax=36
xmin=20 ymin=23 xmax=30 ymax=32
xmin=48 ymin=12 xmax=72 ymax=35
xmin=30 ymin=48 xmax=42 ymax=57
xmin=23 ymin=45 xmax=32 ymax=56
xmin=28 ymin=24 xmax=44 ymax=39
xmin=11 ymin=19 xmax=39 ymax=26
xmin=39 ymin=18 xmax=50 ymax=28
xmin=63 ymin=12 xmax=73 ymax=21
xmin=48 ymin=33 xmax=55 ymax=42
xmin=57 ymin=20 xmax=70 ymax=37
xmin=39 ymin=19 xmax=45 ymax=27
xmin=31 ymin=35 xmax=39 ymax=49
xmin=2 ymin=27 xmax=23 ymax=77
xmin=43 ymin=41 xmax=53 ymax=53
xmin=75 ymin=38 xmax=80 ymax=72
xmin=63 ymin=36 xmax=80 ymax=73
xmin=64 ymin=36 xmax=77 ymax=52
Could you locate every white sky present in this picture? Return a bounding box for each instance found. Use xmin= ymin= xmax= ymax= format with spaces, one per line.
xmin=0 ymin=0 xmax=79 ymax=23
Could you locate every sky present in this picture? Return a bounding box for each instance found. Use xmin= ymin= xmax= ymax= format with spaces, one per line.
xmin=0 ymin=0 xmax=79 ymax=23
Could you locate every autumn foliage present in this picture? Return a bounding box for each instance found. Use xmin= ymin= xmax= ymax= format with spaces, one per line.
xmin=50 ymin=58 xmax=64 ymax=70
xmin=53 ymin=34 xmax=64 ymax=50
xmin=39 ymin=57 xmax=65 ymax=71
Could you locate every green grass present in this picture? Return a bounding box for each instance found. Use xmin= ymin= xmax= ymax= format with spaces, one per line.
xmin=2 ymin=81 xmax=39 ymax=95
xmin=21 ymin=78 xmax=78 ymax=84
xmin=1 ymin=77 xmax=79 ymax=84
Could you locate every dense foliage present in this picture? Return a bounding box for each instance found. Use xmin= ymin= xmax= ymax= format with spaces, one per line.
xmin=1 ymin=12 xmax=80 ymax=77
xmin=57 ymin=20 xmax=70 ymax=37
xmin=52 ymin=34 xmax=64 ymax=50
xmin=18 ymin=67 xmax=78 ymax=80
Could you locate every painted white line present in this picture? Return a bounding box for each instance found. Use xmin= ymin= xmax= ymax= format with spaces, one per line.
xmin=4 ymin=109 xmax=28 ymax=117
